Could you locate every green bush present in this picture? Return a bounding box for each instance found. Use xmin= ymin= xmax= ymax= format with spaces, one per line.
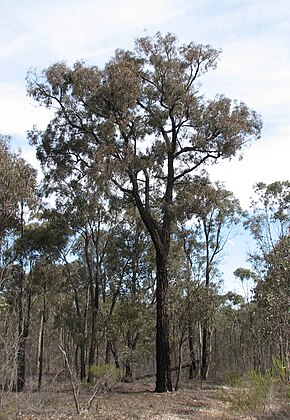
xmin=87 ymin=363 xmax=121 ymax=383
xmin=222 ymin=364 xmax=289 ymax=417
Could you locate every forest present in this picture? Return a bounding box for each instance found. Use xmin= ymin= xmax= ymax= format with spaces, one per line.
xmin=0 ymin=33 xmax=289 ymax=419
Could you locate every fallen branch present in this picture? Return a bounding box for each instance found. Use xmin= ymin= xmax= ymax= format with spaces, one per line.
xmin=84 ymin=367 xmax=115 ymax=411
xmin=58 ymin=345 xmax=80 ymax=415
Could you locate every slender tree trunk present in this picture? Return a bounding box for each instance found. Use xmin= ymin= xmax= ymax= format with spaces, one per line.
xmin=175 ymin=338 xmax=185 ymax=391
xmin=155 ymin=252 xmax=172 ymax=392
xmin=87 ymin=313 xmax=97 ymax=382
xmin=16 ymin=269 xmax=31 ymax=392
xmin=188 ymin=325 xmax=197 ymax=379
xmin=37 ymin=288 xmax=47 ymax=390
xmin=201 ymin=324 xmax=210 ymax=380
xmin=73 ymin=287 xmax=86 ymax=380
xmin=84 ymin=231 xmax=99 ymax=383
xmin=186 ymin=285 xmax=196 ymax=380
xmin=80 ymin=345 xmax=86 ymax=381
xmin=201 ymin=225 xmax=212 ymax=381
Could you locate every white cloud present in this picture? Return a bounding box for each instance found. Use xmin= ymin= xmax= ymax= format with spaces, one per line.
xmin=0 ymin=83 xmax=53 ymax=136
xmin=208 ymin=125 xmax=290 ymax=209
xmin=1 ymin=0 xmax=187 ymax=64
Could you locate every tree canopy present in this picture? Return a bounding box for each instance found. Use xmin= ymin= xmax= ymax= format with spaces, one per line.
xmin=27 ymin=32 xmax=262 ymax=392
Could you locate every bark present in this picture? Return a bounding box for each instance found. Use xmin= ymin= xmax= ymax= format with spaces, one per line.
xmin=16 ymin=268 xmax=31 ymax=392
xmin=174 ymin=339 xmax=184 ymax=391
xmin=188 ymin=326 xmax=197 ymax=379
xmin=201 ymin=325 xmax=210 ymax=380
xmin=80 ymin=345 xmax=86 ymax=381
xmin=73 ymin=286 xmax=87 ymax=381
xmin=155 ymin=252 xmax=172 ymax=392
xmin=200 ymin=222 xmax=212 ymax=380
xmin=84 ymin=230 xmax=99 ymax=383
xmin=37 ymin=288 xmax=47 ymax=390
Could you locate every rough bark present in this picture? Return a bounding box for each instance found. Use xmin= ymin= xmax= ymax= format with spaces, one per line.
xmin=37 ymin=288 xmax=46 ymax=390
xmin=155 ymin=252 xmax=172 ymax=392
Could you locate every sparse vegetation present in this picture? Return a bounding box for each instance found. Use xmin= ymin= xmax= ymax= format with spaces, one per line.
xmin=221 ymin=362 xmax=290 ymax=418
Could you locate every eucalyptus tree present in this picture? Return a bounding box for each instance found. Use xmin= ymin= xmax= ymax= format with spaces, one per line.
xmin=254 ymin=235 xmax=289 ymax=368
xmin=16 ymin=215 xmax=70 ymax=388
xmin=244 ymin=181 xmax=290 ymax=370
xmin=37 ymin=149 xmax=115 ymax=381
xmin=0 ymin=135 xmax=37 ymax=392
xmin=103 ymin=210 xmax=155 ymax=381
xmin=179 ymin=179 xmax=242 ymax=379
xmin=246 ymin=181 xmax=289 ymax=247
xmin=27 ymin=33 xmax=262 ymax=392
xmin=0 ymin=135 xmax=37 ymax=287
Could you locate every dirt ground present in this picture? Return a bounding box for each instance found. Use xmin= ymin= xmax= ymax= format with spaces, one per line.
xmin=0 ymin=379 xmax=288 ymax=419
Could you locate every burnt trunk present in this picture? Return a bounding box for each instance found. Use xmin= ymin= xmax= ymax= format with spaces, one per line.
xmin=155 ymin=252 xmax=172 ymax=392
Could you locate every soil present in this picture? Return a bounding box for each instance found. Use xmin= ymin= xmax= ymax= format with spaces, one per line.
xmin=0 ymin=379 xmax=288 ymax=419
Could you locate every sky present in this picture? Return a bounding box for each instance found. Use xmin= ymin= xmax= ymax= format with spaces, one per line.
xmin=1 ymin=0 xmax=289 ymax=294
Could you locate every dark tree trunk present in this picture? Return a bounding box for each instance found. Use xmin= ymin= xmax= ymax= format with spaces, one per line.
xmin=201 ymin=324 xmax=211 ymax=380
xmin=84 ymin=230 xmax=99 ymax=383
xmin=155 ymin=252 xmax=172 ymax=392
xmin=37 ymin=288 xmax=47 ymax=390
xmin=73 ymin=287 xmax=86 ymax=381
xmin=80 ymin=344 xmax=86 ymax=381
xmin=188 ymin=326 xmax=197 ymax=379
xmin=16 ymin=267 xmax=31 ymax=392
xmin=87 ymin=310 xmax=97 ymax=382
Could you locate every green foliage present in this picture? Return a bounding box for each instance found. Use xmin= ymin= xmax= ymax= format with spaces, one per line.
xmin=87 ymin=363 xmax=121 ymax=382
xmin=272 ymin=356 xmax=290 ymax=386
xmin=223 ymin=366 xmax=290 ymax=416
xmin=224 ymin=370 xmax=274 ymax=414
xmin=0 ymin=135 xmax=37 ymax=238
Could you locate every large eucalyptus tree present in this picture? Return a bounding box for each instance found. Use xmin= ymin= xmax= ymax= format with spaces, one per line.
xmin=27 ymin=32 xmax=262 ymax=392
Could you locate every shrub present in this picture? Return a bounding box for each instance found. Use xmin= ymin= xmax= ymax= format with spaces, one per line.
xmin=222 ymin=364 xmax=290 ymax=417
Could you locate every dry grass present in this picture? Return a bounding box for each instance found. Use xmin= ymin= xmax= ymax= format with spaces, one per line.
xmin=0 ymin=378 xmax=287 ymax=419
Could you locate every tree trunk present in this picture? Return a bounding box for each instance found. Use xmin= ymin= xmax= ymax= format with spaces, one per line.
xmin=155 ymin=252 xmax=172 ymax=392
xmin=201 ymin=324 xmax=211 ymax=380
xmin=37 ymin=289 xmax=46 ymax=390
xmin=84 ymin=230 xmax=99 ymax=383
xmin=188 ymin=326 xmax=197 ymax=379
xmin=80 ymin=344 xmax=86 ymax=381
xmin=175 ymin=338 xmax=185 ymax=391
xmin=16 ymin=268 xmax=31 ymax=392
xmin=73 ymin=287 xmax=86 ymax=381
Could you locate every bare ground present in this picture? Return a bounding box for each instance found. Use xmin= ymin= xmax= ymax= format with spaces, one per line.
xmin=0 ymin=379 xmax=288 ymax=419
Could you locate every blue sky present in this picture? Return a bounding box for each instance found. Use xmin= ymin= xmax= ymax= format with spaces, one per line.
xmin=1 ymin=0 xmax=289 ymax=294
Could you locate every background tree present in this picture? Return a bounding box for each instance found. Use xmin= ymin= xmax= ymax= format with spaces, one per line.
xmin=178 ymin=178 xmax=242 ymax=379
xmin=0 ymin=135 xmax=37 ymax=288
xmin=0 ymin=135 xmax=37 ymax=392
xmin=244 ymin=181 xmax=290 ymax=371
xmin=27 ymin=32 xmax=262 ymax=392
